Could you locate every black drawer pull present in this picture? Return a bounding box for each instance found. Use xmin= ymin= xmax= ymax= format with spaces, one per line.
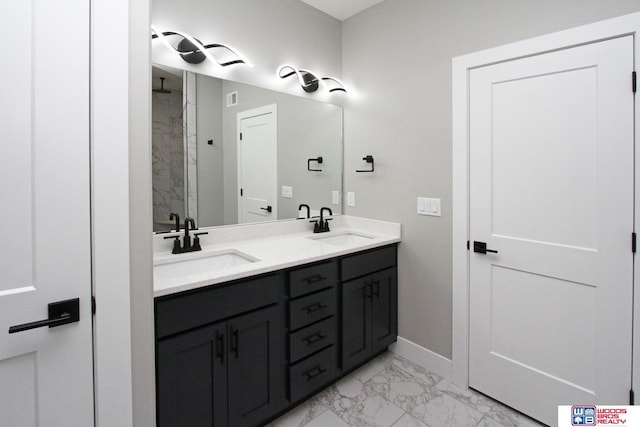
xmin=231 ymin=329 xmax=239 ymax=358
xmin=303 ymin=274 xmax=326 ymax=284
xmin=216 ymin=333 xmax=225 ymax=364
xmin=372 ymin=280 xmax=380 ymax=298
xmin=303 ymin=366 xmax=327 ymax=381
xmin=303 ymin=332 xmax=327 ymax=345
xmin=304 ymin=303 xmax=327 ymax=314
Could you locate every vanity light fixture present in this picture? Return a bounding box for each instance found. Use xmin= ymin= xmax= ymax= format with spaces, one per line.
xmin=151 ymin=25 xmax=252 ymax=67
xmin=277 ymin=65 xmax=346 ymax=93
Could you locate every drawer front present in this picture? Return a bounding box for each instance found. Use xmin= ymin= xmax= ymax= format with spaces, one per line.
xmin=289 ymin=288 xmax=336 ymax=331
xmin=341 ymin=245 xmax=397 ymax=282
xmin=155 ymin=273 xmax=281 ymax=338
xmin=289 ymin=316 xmax=336 ymax=363
xmin=289 ymin=346 xmax=337 ymax=402
xmin=289 ymin=260 xmax=338 ymax=298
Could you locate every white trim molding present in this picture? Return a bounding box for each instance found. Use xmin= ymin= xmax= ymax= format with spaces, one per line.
xmin=452 ymin=11 xmax=640 ymax=389
xmin=390 ymin=337 xmax=453 ymax=381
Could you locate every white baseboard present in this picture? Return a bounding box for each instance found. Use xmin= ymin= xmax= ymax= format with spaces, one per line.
xmin=389 ymin=336 xmax=453 ymax=381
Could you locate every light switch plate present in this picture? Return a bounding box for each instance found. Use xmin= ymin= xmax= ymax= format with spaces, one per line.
xmin=417 ymin=197 xmax=441 ymax=216
xmin=347 ymin=192 xmax=355 ymax=207
xmin=282 ymin=186 xmax=293 ymax=199
xmin=332 ymin=190 xmax=340 ymax=205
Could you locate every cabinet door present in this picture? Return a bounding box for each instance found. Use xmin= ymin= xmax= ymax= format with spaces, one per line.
xmin=370 ymin=267 xmax=398 ymax=354
xmin=157 ymin=323 xmax=228 ymax=427
xmin=227 ymin=305 xmax=284 ymax=426
xmin=341 ymin=277 xmax=371 ymax=370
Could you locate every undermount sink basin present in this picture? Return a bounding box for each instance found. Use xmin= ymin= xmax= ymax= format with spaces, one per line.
xmin=306 ymin=231 xmax=374 ymax=246
xmin=154 ymin=250 xmax=258 ymax=280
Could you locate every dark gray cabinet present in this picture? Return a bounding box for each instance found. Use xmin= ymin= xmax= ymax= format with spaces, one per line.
xmin=286 ymin=260 xmax=339 ymax=402
xmin=341 ymin=246 xmax=398 ymax=371
xmin=155 ymin=244 xmax=398 ymax=426
xmin=155 ymin=274 xmax=285 ymax=427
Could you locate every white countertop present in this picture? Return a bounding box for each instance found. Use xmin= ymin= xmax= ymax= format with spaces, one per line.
xmin=153 ymin=216 xmax=401 ymax=297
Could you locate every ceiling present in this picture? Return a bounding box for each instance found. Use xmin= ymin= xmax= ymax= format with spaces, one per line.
xmin=300 ymin=0 xmax=384 ymax=21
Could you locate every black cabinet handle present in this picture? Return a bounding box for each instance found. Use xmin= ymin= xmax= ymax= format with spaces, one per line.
xmin=473 ymin=241 xmax=498 ymax=255
xmin=231 ymin=329 xmax=239 ymax=358
xmin=303 ymin=274 xmax=326 ymax=285
xmin=304 ymin=303 xmax=327 ymax=314
xmin=303 ymin=365 xmax=327 ymax=381
xmin=9 ymin=298 xmax=80 ymax=334
xmin=216 ymin=333 xmax=225 ymax=364
xmin=366 ymin=282 xmax=373 ymax=300
xmin=372 ymin=280 xmax=380 ymax=298
xmin=303 ymin=332 xmax=327 ymax=345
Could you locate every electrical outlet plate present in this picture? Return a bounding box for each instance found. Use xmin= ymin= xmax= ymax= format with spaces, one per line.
xmin=282 ymin=186 xmax=293 ymax=199
xmin=347 ymin=192 xmax=355 ymax=207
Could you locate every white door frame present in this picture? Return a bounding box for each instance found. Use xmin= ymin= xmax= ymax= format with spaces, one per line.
xmin=452 ymin=12 xmax=640 ymax=389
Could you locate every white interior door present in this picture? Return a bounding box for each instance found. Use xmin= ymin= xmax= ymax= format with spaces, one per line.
xmin=469 ymin=36 xmax=634 ymax=426
xmin=238 ymin=105 xmax=278 ymax=224
xmin=0 ymin=1 xmax=94 ymax=425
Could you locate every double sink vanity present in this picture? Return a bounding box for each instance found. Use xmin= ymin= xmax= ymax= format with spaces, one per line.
xmin=153 ymin=216 xmax=401 ymax=426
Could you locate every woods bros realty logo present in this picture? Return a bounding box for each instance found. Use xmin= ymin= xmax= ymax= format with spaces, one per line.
xmin=562 ymin=405 xmax=632 ymax=426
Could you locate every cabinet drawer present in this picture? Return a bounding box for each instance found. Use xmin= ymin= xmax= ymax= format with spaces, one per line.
xmin=341 ymin=245 xmax=397 ymax=282
xmin=289 ymin=288 xmax=336 ymax=331
xmin=155 ymin=273 xmax=281 ymax=338
xmin=289 ymin=260 xmax=337 ymax=298
xmin=289 ymin=316 xmax=336 ymax=363
xmin=289 ymin=346 xmax=337 ymax=402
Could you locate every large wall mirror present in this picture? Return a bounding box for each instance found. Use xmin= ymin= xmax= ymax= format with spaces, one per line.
xmin=152 ymin=65 xmax=343 ymax=232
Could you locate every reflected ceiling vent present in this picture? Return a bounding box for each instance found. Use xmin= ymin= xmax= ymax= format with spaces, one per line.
xmin=151 ymin=25 xmax=253 ymax=67
xmin=226 ymin=91 xmax=238 ymax=107
xmin=277 ymin=64 xmax=346 ymax=94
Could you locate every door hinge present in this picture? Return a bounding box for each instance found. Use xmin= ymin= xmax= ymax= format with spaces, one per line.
xmin=630 ymin=389 xmax=635 ymax=405
xmin=467 ymin=240 xmax=470 ymax=250
xmin=633 ymin=71 xmax=637 ymax=93
xmin=633 ymin=232 xmax=637 ymax=253
xmin=240 ymin=188 xmax=243 ymax=197
xmin=240 ymin=132 xmax=243 ymax=141
xmin=91 ymin=296 xmax=96 ymax=315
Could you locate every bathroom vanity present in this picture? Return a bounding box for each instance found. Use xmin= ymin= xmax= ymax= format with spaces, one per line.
xmin=153 ymin=216 xmax=400 ymax=426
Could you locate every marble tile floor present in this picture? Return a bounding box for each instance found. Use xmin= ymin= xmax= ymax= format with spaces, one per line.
xmin=267 ymin=352 xmax=547 ymax=427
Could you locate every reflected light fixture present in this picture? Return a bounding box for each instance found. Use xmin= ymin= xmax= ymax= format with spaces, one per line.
xmin=278 ymin=65 xmax=346 ymax=93
xmin=151 ymin=25 xmax=253 ymax=67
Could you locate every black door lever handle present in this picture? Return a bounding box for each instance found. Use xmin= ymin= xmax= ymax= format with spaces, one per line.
xmin=473 ymin=241 xmax=498 ymax=255
xmin=260 ymin=205 xmax=272 ymax=213
xmin=9 ymin=298 xmax=80 ymax=334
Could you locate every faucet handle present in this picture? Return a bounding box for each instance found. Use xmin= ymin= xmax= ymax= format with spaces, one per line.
xmin=192 ymin=232 xmax=208 ymax=251
xmin=163 ymin=235 xmax=183 ymax=254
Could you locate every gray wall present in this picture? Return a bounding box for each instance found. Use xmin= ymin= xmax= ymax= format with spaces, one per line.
xmin=342 ymin=0 xmax=640 ymax=359
xmin=196 ymin=74 xmax=225 ymax=227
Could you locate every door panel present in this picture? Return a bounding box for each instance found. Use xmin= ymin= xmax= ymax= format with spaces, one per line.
xmin=0 ymin=0 xmax=93 ymax=425
xmin=227 ymin=305 xmax=284 ymax=426
xmin=156 ymin=323 xmax=227 ymax=427
xmin=469 ymin=36 xmax=633 ymax=426
xmin=238 ymin=105 xmax=277 ymax=224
